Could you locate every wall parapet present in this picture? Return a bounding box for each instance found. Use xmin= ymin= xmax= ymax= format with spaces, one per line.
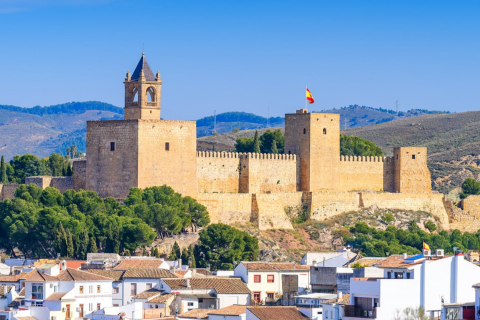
xmin=340 ymin=155 xmax=393 ymax=162
xmin=197 ymin=151 xmax=297 ymax=160
xmin=197 ymin=151 xmax=243 ymax=158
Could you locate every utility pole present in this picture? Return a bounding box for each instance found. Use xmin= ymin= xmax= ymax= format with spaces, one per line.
xmin=213 ymin=110 xmax=217 ymax=134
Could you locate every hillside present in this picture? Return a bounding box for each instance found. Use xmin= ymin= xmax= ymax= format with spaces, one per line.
xmin=0 ymin=102 xmax=123 ymax=160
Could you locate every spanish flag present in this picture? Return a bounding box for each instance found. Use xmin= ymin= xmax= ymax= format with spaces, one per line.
xmin=423 ymin=241 xmax=430 ymax=251
xmin=306 ymin=88 xmax=314 ymax=104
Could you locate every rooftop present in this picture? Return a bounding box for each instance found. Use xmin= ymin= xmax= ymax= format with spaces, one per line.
xmin=123 ymin=268 xmax=177 ymax=279
xmin=26 ymin=268 xmax=113 ymax=282
xmin=322 ymin=293 xmax=351 ymax=305
xmin=163 ymin=277 xmax=250 ymax=294
xmin=208 ymin=305 xmax=247 ymax=316
xmin=177 ymin=309 xmax=210 ymax=319
xmin=87 ymin=269 xmax=125 ymax=281
xmin=114 ymin=259 xmax=165 ymax=270
xmin=247 ymin=306 xmax=309 ymax=320
xmin=131 ymin=53 xmax=156 ymax=81
xmin=241 ymin=262 xmax=310 ymax=271
xmin=132 ymin=288 xmax=162 ymax=300
xmin=45 ymin=292 xmax=69 ymax=301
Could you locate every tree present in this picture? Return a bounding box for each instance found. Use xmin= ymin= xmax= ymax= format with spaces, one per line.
xmin=340 ymin=134 xmax=383 ymax=157
xmin=196 ymin=224 xmax=259 ymax=270
xmin=71 ymin=145 xmax=78 ymax=159
xmin=188 ymin=244 xmax=196 ymax=268
xmin=55 ymin=222 xmax=68 ymax=257
xmin=259 ymin=129 xmax=284 ymax=154
xmin=1 ymin=155 xmax=7 ymax=184
xmin=181 ymin=248 xmax=189 ymax=263
xmin=77 ymin=228 xmax=89 ymax=259
xmin=124 ymin=249 xmax=131 ymax=256
xmin=89 ymin=237 xmax=98 ymax=254
xmin=253 ymin=131 xmax=260 ymax=153
xmin=66 ymin=229 xmax=74 ymax=258
xmin=24 ymin=157 xmax=49 ymax=178
xmin=47 ymin=153 xmax=66 ymax=176
xmin=66 ymin=162 xmax=73 ymax=176
xmin=169 ymin=241 xmax=181 ymax=260
xmin=154 ymin=247 xmax=160 ymax=258
xmin=461 ymin=178 xmax=480 ymax=198
xmin=271 ymin=140 xmax=278 ymax=154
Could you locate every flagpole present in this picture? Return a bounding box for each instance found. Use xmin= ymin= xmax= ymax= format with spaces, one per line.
xmin=305 ymin=85 xmax=307 ymax=109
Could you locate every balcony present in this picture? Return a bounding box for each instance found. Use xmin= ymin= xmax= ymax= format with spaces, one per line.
xmin=344 ymin=305 xmax=377 ymax=319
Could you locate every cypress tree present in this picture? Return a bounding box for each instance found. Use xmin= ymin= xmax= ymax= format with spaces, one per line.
xmin=181 ymin=248 xmax=189 ymax=263
xmin=89 ymin=237 xmax=98 ymax=254
xmin=78 ymin=228 xmax=89 ymax=259
xmin=253 ymin=131 xmax=260 ymax=153
xmin=62 ymin=165 xmax=66 ymax=176
xmin=168 ymin=241 xmax=181 ymax=260
xmin=271 ymin=140 xmax=278 ymax=154
xmin=66 ymin=229 xmax=74 ymax=258
xmin=188 ymin=245 xmax=197 ymax=268
xmin=142 ymin=248 xmax=147 ymax=256
xmin=66 ymin=162 xmax=73 ymax=176
xmin=55 ymin=222 xmax=68 ymax=257
xmin=1 ymin=156 xmax=7 ymax=184
xmin=154 ymin=248 xmax=160 ymax=258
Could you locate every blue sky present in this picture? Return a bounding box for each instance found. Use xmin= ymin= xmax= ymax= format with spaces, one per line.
xmin=0 ymin=0 xmax=479 ymax=120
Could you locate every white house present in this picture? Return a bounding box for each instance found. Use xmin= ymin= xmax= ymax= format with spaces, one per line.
xmin=320 ymin=293 xmax=350 ymax=320
xmin=131 ymin=288 xmax=175 ymax=317
xmin=24 ymin=268 xmax=113 ymax=319
xmin=87 ymin=269 xmax=126 ymax=307
xmin=347 ymin=251 xmax=480 ymax=320
xmin=0 ymin=271 xmax=33 ymax=291
xmin=0 ymin=285 xmax=17 ymax=310
xmin=234 ymin=262 xmax=310 ymax=304
xmin=161 ymin=277 xmax=251 ymax=313
xmin=301 ymin=249 xmax=357 ymax=268
xmin=0 ymin=263 xmax=10 ymax=276
xmin=121 ymin=268 xmax=177 ymax=304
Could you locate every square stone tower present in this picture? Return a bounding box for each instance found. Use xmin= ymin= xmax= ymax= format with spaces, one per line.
xmin=393 ymin=147 xmax=431 ymax=193
xmin=85 ymin=54 xmax=197 ymax=199
xmin=284 ymin=109 xmax=340 ymax=191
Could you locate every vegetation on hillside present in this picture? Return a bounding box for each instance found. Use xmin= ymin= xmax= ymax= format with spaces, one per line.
xmin=340 ymin=135 xmax=383 ymax=157
xmin=0 ymin=185 xmax=209 ymax=259
xmin=460 ymin=178 xmax=480 ymax=199
xmin=342 ymin=221 xmax=480 ymax=256
xmin=0 ymin=101 xmax=123 ymax=116
xmin=197 ymin=112 xmax=284 ymax=127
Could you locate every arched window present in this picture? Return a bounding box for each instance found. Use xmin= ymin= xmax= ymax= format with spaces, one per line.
xmin=303 ymin=128 xmax=306 ymax=134
xmin=132 ymin=87 xmax=138 ymax=102
xmin=147 ymin=87 xmax=155 ymax=102
xmin=323 ymin=128 xmax=327 ymax=135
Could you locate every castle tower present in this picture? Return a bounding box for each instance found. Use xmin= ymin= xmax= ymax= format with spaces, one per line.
xmin=393 ymin=147 xmax=431 ymax=193
xmin=124 ymin=53 xmax=162 ymax=120
xmin=284 ymin=109 xmax=340 ymax=191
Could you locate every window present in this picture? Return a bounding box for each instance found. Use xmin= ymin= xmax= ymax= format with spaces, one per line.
xmin=89 ymin=285 xmax=93 ymax=293
xmin=97 ymin=285 xmax=101 ymax=293
xmin=89 ymin=303 xmax=93 ymax=311
xmin=412 ymin=155 xmax=416 ymax=159
xmin=110 ymin=142 xmax=115 ymax=151
xmin=253 ymin=292 xmax=261 ymax=303
xmin=323 ymin=128 xmax=327 ymax=135
xmin=267 ymin=292 xmax=274 ymax=300
xmin=187 ymin=302 xmax=194 ymax=306
xmin=198 ymin=298 xmax=203 ymax=303
xmin=97 ymin=303 xmax=101 ymax=311
xmin=131 ymin=283 xmax=137 ymax=296
xmin=113 ymin=304 xmax=119 ymax=307
xmin=303 ymin=128 xmax=306 ymax=134
xmin=113 ymin=286 xmax=119 ymax=294
xmin=267 ymin=275 xmax=274 ymax=283
xmin=146 ymin=283 xmax=153 ymax=290
xmin=32 ymin=283 xmax=44 ymax=300
xmin=79 ymin=304 xmax=84 ymax=317
xmin=254 ymin=275 xmax=261 ymax=283
xmin=53 ymin=285 xmax=57 ymax=292
xmin=394 ymin=272 xmax=403 ymax=279
xmin=165 ymin=142 xmax=170 ymax=151
xmin=406 ymin=273 xmax=411 ymax=279
xmin=387 ymin=272 xmax=391 ymax=279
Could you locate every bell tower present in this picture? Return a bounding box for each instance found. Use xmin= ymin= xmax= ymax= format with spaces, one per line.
xmin=124 ymin=53 xmax=162 ymax=120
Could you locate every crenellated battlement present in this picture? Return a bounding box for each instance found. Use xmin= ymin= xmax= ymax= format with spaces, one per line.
xmin=340 ymin=155 xmax=394 ymax=162
xmin=197 ymin=151 xmax=296 ymax=161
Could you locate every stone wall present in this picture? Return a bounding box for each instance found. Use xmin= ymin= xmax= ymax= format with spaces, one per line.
xmin=25 ymin=176 xmax=73 ymax=193
xmin=339 ymin=156 xmax=386 ymax=192
xmin=240 ymin=153 xmax=297 ymax=194
xmin=254 ymin=192 xmax=302 ymax=230
xmin=137 ymin=120 xmax=197 ymax=197
xmin=0 ymin=184 xmax=19 ymax=201
xmin=25 ymin=176 xmax=53 ymax=189
xmin=394 ymin=147 xmax=431 ymax=194
xmin=459 ymin=195 xmax=480 ymax=218
xmin=197 ymin=152 xmax=240 ymax=193
xmin=73 ymin=159 xmax=87 ymax=190
xmin=86 ymin=120 xmax=139 ymax=199
xmin=309 ymin=191 xmax=360 ymax=221
xmin=195 ymin=193 xmax=252 ymax=224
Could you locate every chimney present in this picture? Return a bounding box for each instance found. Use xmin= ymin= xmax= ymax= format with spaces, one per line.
xmin=337 ymin=292 xmax=343 ymax=300
xmin=403 ymin=253 xmax=407 ymax=259
xmin=192 ymin=269 xmax=197 ymax=277
xmin=186 ymin=278 xmax=191 ymax=288
xmin=177 ymin=259 xmax=182 ymax=269
xmin=169 ymin=266 xmax=175 ymax=274
xmin=312 ymin=260 xmax=317 ymax=266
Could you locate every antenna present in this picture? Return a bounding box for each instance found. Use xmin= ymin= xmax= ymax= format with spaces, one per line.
xmin=214 ymin=110 xmax=217 ymax=134
xmin=143 ymin=43 xmax=144 ymax=53
xmin=396 ymin=100 xmax=399 ymax=114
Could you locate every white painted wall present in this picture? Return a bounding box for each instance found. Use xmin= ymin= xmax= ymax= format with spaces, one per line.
xmin=122 ymin=278 xmax=159 ymax=304
xmin=210 ymin=314 xmax=245 ymax=320
xmin=218 ymin=294 xmax=250 ymax=308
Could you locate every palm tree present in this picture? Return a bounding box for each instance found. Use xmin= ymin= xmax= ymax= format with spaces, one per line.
xmin=66 ymin=147 xmax=71 ymax=159
xmin=71 ymin=145 xmax=77 ymax=159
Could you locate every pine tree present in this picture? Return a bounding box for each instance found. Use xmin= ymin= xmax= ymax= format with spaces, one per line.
xmin=253 ymin=131 xmax=260 ymax=153
xmin=66 ymin=162 xmax=73 ymax=176
xmin=1 ymin=156 xmax=7 ymax=184
xmin=77 ymin=228 xmax=89 ymax=259
xmin=271 ymin=140 xmax=278 ymax=154
xmin=89 ymin=237 xmax=98 ymax=254
xmin=168 ymin=241 xmax=181 ymax=260
xmin=66 ymin=229 xmax=74 ymax=258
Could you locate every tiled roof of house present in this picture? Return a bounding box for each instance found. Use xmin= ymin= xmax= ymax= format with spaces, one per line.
xmin=148 ymin=293 xmax=175 ymax=304
xmin=17 ymin=317 xmax=37 ymax=320
xmin=45 ymin=292 xmax=68 ymax=301
xmin=0 ymin=271 xmax=33 ymax=282
xmin=175 ymin=270 xmax=189 ymax=277
xmin=87 ymin=270 xmax=125 ymax=281
xmin=132 ymin=288 xmax=162 ymax=300
xmin=208 ymin=305 xmax=247 ymax=316
xmin=66 ymin=261 xmax=86 ymax=270
xmin=247 ymin=306 xmax=309 ymax=320
xmin=177 ymin=309 xmax=210 ymax=319
xmin=0 ymin=285 xmax=14 ymax=298
xmin=114 ymin=259 xmax=165 ymax=270
xmin=242 ymin=262 xmax=310 ymax=271
xmin=18 ymin=288 xmax=25 ymax=296
xmin=322 ymin=293 xmax=350 ymax=305
xmin=123 ymin=268 xmax=177 ymax=279
xmin=375 ymin=255 xmax=448 ymax=269
xmin=163 ymin=277 xmax=251 ymax=294
xmin=192 ymin=268 xmax=214 ymax=276
xmin=346 ymin=257 xmax=385 ymax=267
xmin=26 ymin=268 xmax=113 ymax=282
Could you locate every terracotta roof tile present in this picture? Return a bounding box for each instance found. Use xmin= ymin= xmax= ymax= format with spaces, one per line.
xmin=132 ymin=288 xmax=161 ymax=299
xmin=242 ymin=262 xmax=276 ymax=270
xmin=242 ymin=262 xmax=309 ymax=271
xmin=149 ymin=293 xmax=175 ymax=304
xmin=208 ymin=305 xmax=246 ymax=316
xmin=191 ymin=268 xmax=214 ymax=276
xmin=26 ymin=268 xmax=113 ymax=282
xmin=163 ymin=277 xmax=250 ymax=294
xmin=375 ymin=255 xmax=449 ymax=269
xmin=0 ymin=285 xmax=14 ymax=298
xmin=123 ymin=268 xmax=177 ymax=279
xmin=66 ymin=261 xmax=86 ymax=270
xmin=88 ymin=270 xmax=125 ymax=281
xmin=177 ymin=309 xmax=210 ymax=319
xmin=114 ymin=259 xmax=165 ymax=270
xmin=45 ymin=292 xmax=68 ymax=301
xmin=25 ymin=270 xmax=58 ymax=282
xmin=18 ymin=288 xmax=25 ymax=296
xmin=322 ymin=293 xmax=350 ymax=305
xmin=0 ymin=271 xmax=33 ymax=282
xmin=175 ymin=270 xmax=188 ymax=277
xmin=247 ymin=307 xmax=309 ymax=320
xmin=17 ymin=317 xmax=37 ymax=320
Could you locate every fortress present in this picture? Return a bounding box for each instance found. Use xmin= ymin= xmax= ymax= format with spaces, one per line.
xmin=3 ymin=54 xmax=480 ymax=231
